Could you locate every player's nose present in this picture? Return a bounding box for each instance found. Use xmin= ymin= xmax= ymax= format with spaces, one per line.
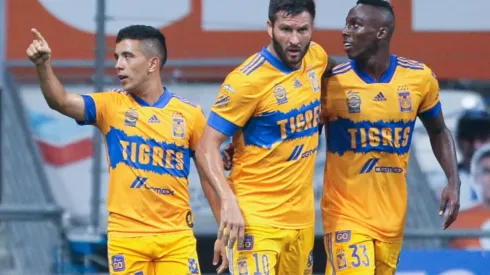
xmin=342 ymin=26 xmax=350 ymax=38
xmin=114 ymin=57 xmax=124 ymax=70
xmin=289 ymin=33 xmax=300 ymax=45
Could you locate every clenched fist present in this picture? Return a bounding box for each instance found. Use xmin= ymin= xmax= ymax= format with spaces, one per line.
xmin=26 ymin=28 xmax=51 ymax=65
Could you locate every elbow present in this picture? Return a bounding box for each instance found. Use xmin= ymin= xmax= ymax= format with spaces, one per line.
xmin=46 ymin=96 xmax=66 ymax=112
xmin=46 ymin=100 xmax=63 ymax=112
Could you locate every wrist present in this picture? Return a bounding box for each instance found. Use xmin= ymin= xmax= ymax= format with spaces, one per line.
xmin=36 ymin=60 xmax=51 ymax=68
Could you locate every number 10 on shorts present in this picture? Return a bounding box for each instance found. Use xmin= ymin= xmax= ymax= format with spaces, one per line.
xmin=252 ymin=253 xmax=270 ymax=275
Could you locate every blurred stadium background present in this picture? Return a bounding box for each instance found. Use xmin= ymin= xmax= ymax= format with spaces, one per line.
xmin=1 ymin=0 xmax=490 ymax=274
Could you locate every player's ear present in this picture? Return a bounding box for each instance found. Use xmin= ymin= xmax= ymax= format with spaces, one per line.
xmin=267 ymin=20 xmax=273 ymax=39
xmin=148 ymin=56 xmax=159 ymax=73
xmin=377 ymin=27 xmax=388 ymax=40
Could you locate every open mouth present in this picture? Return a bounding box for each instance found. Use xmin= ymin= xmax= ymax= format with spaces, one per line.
xmin=118 ymin=75 xmax=128 ymax=80
xmin=344 ymin=42 xmax=353 ymax=50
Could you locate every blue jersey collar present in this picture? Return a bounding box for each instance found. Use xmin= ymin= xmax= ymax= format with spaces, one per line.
xmin=351 ymin=55 xmax=397 ymax=84
xmin=260 ymin=47 xmax=301 ymax=74
xmin=131 ymin=87 xmax=173 ymax=108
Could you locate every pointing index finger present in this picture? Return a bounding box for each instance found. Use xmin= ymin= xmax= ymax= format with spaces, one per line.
xmin=31 ymin=28 xmax=46 ymax=42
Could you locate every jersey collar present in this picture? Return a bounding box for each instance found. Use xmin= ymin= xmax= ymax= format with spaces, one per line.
xmin=131 ymin=87 xmax=173 ymax=108
xmin=351 ymin=55 xmax=397 ymax=84
xmin=260 ymin=47 xmax=301 ymax=74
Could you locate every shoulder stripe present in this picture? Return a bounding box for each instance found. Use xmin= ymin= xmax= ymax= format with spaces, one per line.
xmin=108 ymin=88 xmax=127 ymax=94
xmin=397 ymin=61 xmax=424 ymax=70
xmin=240 ymin=54 xmax=260 ymax=74
xmin=242 ymin=55 xmax=266 ymax=75
xmin=332 ymin=62 xmax=351 ymax=73
xmin=397 ymin=56 xmax=422 ymax=65
xmin=331 ymin=65 xmax=352 ymax=76
xmin=172 ymin=94 xmax=197 ymax=107
xmin=397 ymin=57 xmax=424 ymax=70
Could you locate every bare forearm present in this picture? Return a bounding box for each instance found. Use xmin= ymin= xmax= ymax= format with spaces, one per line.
xmin=36 ymin=62 xmax=67 ymax=110
xmin=429 ymin=128 xmax=459 ymax=187
xmin=202 ymin=180 xmax=221 ymax=223
xmin=196 ymin=145 xmax=235 ymax=202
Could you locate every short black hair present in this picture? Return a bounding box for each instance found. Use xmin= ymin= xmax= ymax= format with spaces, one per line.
xmin=357 ymin=0 xmax=395 ymax=39
xmin=457 ymin=110 xmax=490 ymax=140
xmin=268 ymin=0 xmax=316 ymax=24
xmin=116 ymin=25 xmax=167 ymax=69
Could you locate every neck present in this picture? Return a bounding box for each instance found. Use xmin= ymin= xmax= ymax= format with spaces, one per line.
xmin=132 ymin=77 xmax=164 ymax=105
xmin=356 ymin=48 xmax=391 ymax=81
xmin=266 ymin=44 xmax=299 ymax=69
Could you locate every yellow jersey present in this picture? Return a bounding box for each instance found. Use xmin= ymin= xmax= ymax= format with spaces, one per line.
xmin=208 ymin=43 xmax=329 ymax=229
xmin=321 ymin=56 xmax=441 ymax=242
xmin=77 ymin=88 xmax=206 ymax=237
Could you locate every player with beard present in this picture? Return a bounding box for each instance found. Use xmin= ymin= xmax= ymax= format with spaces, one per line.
xmin=195 ymin=0 xmax=335 ymax=273
xmin=320 ymin=0 xmax=460 ymax=274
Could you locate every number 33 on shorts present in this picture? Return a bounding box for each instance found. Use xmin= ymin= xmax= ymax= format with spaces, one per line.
xmin=324 ymin=231 xmax=373 ymax=274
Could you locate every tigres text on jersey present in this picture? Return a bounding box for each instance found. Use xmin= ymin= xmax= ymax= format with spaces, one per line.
xmin=322 ymin=55 xmax=441 ymax=242
xmin=208 ymin=43 xmax=328 ymax=229
xmin=77 ymin=88 xmax=206 ymax=237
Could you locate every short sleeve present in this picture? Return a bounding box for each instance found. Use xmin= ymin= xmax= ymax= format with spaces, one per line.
xmin=207 ymin=72 xmax=259 ymax=137
xmin=418 ymin=68 xmax=442 ymax=120
xmin=189 ymin=105 xmax=206 ymax=156
xmin=76 ymin=91 xmax=112 ymax=128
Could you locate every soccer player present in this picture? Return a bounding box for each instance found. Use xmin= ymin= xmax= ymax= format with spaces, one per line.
xmin=321 ymin=0 xmax=461 ymax=274
xmin=26 ymin=25 xmax=222 ymax=275
xmin=195 ymin=0 xmax=333 ymax=273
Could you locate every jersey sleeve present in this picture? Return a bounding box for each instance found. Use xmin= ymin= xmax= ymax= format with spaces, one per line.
xmin=418 ymin=67 xmax=442 ymax=120
xmin=76 ymin=91 xmax=112 ymax=128
xmin=189 ymin=105 xmax=207 ymax=156
xmin=207 ymin=72 xmax=259 ymax=137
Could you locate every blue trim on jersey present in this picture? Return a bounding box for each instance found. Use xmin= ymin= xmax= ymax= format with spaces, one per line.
xmin=327 ymin=117 xmax=416 ymax=156
xmin=242 ymin=99 xmax=321 ymax=149
xmin=105 ymin=127 xmax=191 ymax=178
xmin=419 ymin=101 xmax=442 ymax=120
xmin=131 ymin=87 xmax=173 ymax=108
xmin=260 ymin=47 xmax=300 ymax=74
xmin=207 ymin=111 xmax=240 ymax=137
xmin=351 ymin=55 xmax=397 ymax=84
xmin=76 ymin=95 xmax=97 ymax=125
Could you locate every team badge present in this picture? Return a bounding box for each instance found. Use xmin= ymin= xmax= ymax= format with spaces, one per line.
xmin=188 ymin=258 xmax=200 ymax=274
xmin=238 ymin=260 xmax=249 ymax=275
xmin=172 ymin=112 xmax=185 ymax=138
xmin=307 ymin=250 xmax=314 ymax=267
xmin=274 ymin=84 xmax=288 ymax=105
xmin=186 ymin=210 xmax=194 ymax=228
xmin=124 ymin=109 xmax=138 ymax=127
xmin=346 ymin=91 xmax=361 ymax=113
xmin=336 ymin=249 xmax=348 ymax=270
xmin=308 ymin=71 xmax=320 ymax=92
xmin=397 ymin=85 xmax=412 ymax=112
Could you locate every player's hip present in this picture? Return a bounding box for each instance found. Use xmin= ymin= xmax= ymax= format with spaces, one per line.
xmin=107 ymin=209 xmax=195 ymax=235
xmin=322 ymin=216 xmax=404 ymax=243
xmin=108 ymin=231 xmax=200 ymax=274
xmin=227 ymin=225 xmax=315 ymax=275
xmin=323 ymin=231 xmax=402 ymax=275
xmin=242 ymin=210 xmax=315 ymax=229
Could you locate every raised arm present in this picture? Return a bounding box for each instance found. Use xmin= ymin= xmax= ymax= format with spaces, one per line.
xmin=26 ymin=28 xmax=85 ymax=121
